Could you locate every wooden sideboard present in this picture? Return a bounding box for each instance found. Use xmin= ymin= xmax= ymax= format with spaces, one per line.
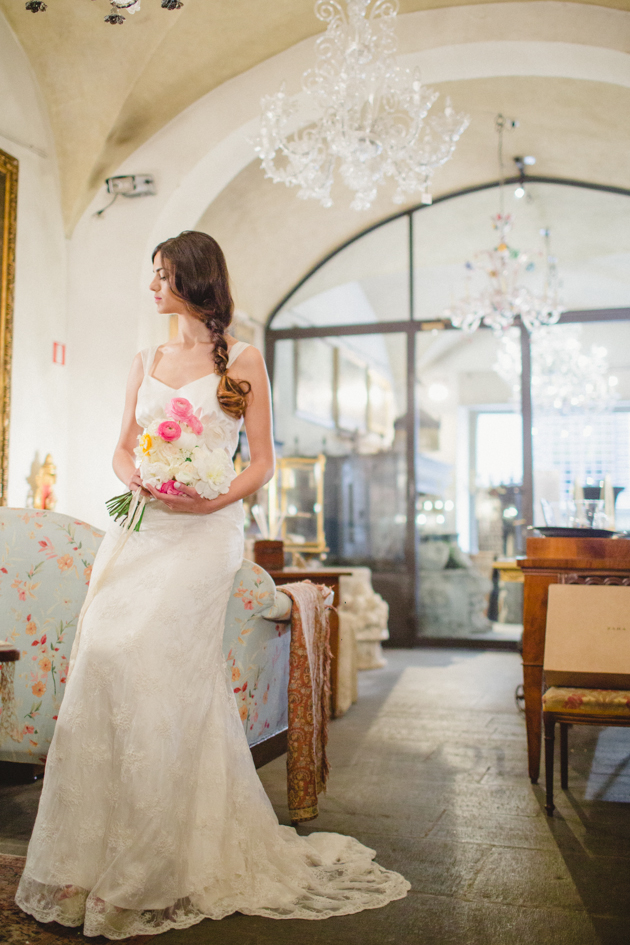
xmin=519 ymin=536 xmax=630 ymax=783
xmin=267 ymin=570 xmax=351 ymax=718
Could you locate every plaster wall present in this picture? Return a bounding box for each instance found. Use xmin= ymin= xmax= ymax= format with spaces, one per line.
xmin=0 ymin=11 xmax=68 ymax=513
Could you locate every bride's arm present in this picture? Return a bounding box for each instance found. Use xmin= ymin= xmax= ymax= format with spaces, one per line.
xmin=112 ymin=353 xmax=148 ymax=493
xmin=227 ymin=345 xmax=276 ymax=500
xmin=146 ymin=346 xmax=275 ymax=514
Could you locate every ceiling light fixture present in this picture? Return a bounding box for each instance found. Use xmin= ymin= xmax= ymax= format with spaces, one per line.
xmin=513 ymin=154 xmax=535 ymax=200
xmin=444 ymin=116 xmax=563 ymax=333
xmin=255 ymin=0 xmax=469 ymax=211
xmin=25 ymin=0 xmax=183 ymax=24
xmin=494 ymin=324 xmax=619 ymax=414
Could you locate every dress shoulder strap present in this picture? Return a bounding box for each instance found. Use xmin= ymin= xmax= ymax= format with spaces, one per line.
xmin=140 ymin=345 xmax=160 ymax=376
xmin=227 ymin=341 xmax=251 ymax=368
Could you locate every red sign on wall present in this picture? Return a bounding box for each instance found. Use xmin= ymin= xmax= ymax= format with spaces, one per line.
xmin=53 ymin=342 xmax=65 ymax=366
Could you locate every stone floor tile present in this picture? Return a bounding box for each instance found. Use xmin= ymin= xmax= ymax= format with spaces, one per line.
xmin=590 ymin=913 xmax=630 ymax=945
xmin=468 ymin=845 xmax=588 ymax=912
xmin=546 ymin=810 xmax=630 ymax=858
xmin=295 ymin=806 xmax=445 ymax=840
xmin=346 ymin=834 xmax=494 ymax=896
xmin=427 ymin=810 xmax=570 ymax=852
xmin=157 ymin=891 xmax=602 ymax=945
xmin=0 ymin=838 xmax=29 ymax=855
xmin=471 ymin=844 xmax=630 ymax=920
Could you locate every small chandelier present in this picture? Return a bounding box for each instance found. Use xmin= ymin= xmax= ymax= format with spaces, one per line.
xmin=255 ymin=0 xmax=469 ymax=211
xmin=25 ymin=1 xmax=183 ymax=23
xmin=445 ymin=115 xmax=564 ymax=333
xmin=495 ymin=324 xmax=619 ymax=414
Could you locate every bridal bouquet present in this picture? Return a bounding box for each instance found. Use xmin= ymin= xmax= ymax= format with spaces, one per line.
xmin=107 ymin=396 xmax=237 ymax=531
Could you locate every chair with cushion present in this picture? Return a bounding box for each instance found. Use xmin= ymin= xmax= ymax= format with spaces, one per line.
xmin=542 ymin=578 xmax=630 ymax=816
xmin=543 ymin=686 xmax=630 ymax=816
xmin=0 ymin=509 xmax=297 ymax=773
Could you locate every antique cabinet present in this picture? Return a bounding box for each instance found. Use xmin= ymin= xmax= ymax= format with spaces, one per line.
xmin=519 ymin=536 xmax=630 ymax=783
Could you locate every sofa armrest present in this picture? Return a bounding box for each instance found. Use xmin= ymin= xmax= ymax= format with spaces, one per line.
xmin=260 ymin=590 xmax=292 ymax=623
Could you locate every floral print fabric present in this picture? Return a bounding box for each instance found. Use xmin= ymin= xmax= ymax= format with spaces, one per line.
xmin=223 ymin=559 xmax=292 ymax=745
xmin=0 ymin=510 xmax=104 ymax=763
xmin=543 ymin=686 xmax=630 ymax=716
xmin=281 ymin=581 xmax=333 ymax=823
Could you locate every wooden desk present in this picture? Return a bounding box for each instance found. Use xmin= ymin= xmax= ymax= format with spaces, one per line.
xmin=267 ymin=570 xmax=351 ymax=718
xmin=495 ymin=558 xmax=525 ymax=584
xmin=519 ymin=536 xmax=630 ymax=783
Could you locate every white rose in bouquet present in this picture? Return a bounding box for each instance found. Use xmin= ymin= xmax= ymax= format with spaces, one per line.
xmin=141 ymin=460 xmax=172 ymax=487
xmin=194 ymin=448 xmax=237 ymax=500
xmin=174 ymin=429 xmax=198 ymax=452
xmin=173 ymin=461 xmax=199 ymax=487
xmin=201 ymin=411 xmax=234 ymax=451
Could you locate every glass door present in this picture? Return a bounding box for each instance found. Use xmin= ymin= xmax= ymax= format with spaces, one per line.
xmin=415 ymin=327 xmax=523 ymax=642
xmin=271 ymin=332 xmax=413 ymax=643
xmin=532 ymin=320 xmax=630 ymax=532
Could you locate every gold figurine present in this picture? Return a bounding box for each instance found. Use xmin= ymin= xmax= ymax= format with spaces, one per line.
xmin=33 ymin=453 xmax=57 ymax=510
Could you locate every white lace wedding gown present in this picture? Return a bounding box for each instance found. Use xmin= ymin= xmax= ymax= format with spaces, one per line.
xmin=15 ymin=342 xmax=409 ymax=939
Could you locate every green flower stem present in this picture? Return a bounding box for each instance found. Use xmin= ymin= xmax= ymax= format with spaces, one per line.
xmin=106 ymin=490 xmax=146 ymax=531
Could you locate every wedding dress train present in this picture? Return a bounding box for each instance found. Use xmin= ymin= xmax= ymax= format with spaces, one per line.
xmin=15 ymin=342 xmax=410 ymax=939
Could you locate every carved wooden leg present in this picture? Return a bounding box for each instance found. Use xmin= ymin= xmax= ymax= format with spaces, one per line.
xmin=544 ymin=713 xmax=556 ymax=816
xmin=560 ymin=722 xmax=569 ymax=790
xmin=523 ymin=662 xmax=543 ymax=783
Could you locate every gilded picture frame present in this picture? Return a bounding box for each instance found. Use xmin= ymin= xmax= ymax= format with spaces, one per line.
xmin=0 ymin=149 xmax=17 ymax=506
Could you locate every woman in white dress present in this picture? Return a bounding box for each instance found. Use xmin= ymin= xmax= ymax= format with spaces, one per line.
xmin=15 ymin=231 xmax=410 ymax=939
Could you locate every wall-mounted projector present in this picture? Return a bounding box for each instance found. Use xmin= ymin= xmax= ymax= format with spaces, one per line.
xmin=105 ymin=174 xmax=156 ymax=197
xmin=95 ymin=174 xmax=156 ymax=216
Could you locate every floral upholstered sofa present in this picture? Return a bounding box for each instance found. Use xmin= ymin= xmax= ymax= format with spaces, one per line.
xmin=0 ymin=509 xmax=292 ymax=766
xmin=223 ymin=559 xmax=291 ymax=747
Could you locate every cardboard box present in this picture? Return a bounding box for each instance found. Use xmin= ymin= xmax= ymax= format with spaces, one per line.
xmin=544 ymin=584 xmax=630 ymax=689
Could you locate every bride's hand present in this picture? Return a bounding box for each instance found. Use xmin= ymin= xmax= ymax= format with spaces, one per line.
xmin=144 ymin=482 xmax=220 ymax=515
xmin=128 ymin=472 xmax=152 ymax=497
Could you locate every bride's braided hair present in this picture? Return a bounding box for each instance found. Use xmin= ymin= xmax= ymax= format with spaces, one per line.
xmin=152 ymin=231 xmax=251 ymax=419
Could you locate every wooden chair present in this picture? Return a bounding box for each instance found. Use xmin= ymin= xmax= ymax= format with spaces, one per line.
xmin=542 ymin=575 xmax=630 ymax=816
xmin=543 ymin=686 xmax=630 ymax=815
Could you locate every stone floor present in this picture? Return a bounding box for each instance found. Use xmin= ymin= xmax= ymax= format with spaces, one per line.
xmin=2 ymin=648 xmax=630 ymax=944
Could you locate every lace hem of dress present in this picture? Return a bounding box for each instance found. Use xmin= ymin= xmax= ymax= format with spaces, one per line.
xmin=16 ymin=865 xmax=410 ymax=939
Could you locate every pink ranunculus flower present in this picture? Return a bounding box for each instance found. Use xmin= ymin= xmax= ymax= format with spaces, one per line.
xmin=158 ymin=480 xmax=182 ymax=495
xmin=157 ymin=420 xmax=182 ymax=442
xmin=166 ymin=397 xmax=194 ymax=424
xmin=188 ymin=414 xmax=203 ymax=436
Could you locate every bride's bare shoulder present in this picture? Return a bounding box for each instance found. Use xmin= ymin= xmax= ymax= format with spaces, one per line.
xmin=229 ymin=343 xmax=265 ymax=373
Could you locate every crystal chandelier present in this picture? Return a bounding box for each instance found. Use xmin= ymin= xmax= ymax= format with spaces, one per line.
xmin=25 ymin=1 xmax=183 ymax=23
xmin=494 ymin=324 xmax=619 ymax=414
xmin=445 ymin=116 xmax=564 ymax=333
xmin=255 ymin=0 xmax=469 ymax=211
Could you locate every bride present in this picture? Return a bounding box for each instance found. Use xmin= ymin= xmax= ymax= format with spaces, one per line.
xmin=15 ymin=231 xmax=410 ymax=939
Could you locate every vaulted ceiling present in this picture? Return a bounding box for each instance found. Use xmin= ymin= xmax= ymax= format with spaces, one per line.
xmin=0 ymin=0 xmax=628 ymax=232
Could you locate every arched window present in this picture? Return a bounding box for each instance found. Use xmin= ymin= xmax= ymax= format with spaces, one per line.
xmin=265 ymin=180 xmax=630 ymax=645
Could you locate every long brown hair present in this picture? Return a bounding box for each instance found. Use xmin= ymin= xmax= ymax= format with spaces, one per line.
xmin=152 ymin=231 xmax=251 ymax=419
